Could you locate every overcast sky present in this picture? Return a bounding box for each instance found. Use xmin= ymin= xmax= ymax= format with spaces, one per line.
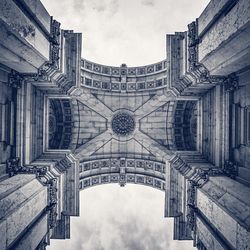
xmin=47 ymin=185 xmax=196 ymax=250
xmin=41 ymin=0 xmax=209 ymax=66
xmin=42 ymin=0 xmax=210 ymax=249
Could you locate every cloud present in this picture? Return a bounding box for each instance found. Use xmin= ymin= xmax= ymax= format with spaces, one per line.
xmin=141 ymin=0 xmax=155 ymax=7
xmin=48 ymin=185 xmax=196 ymax=250
xmin=108 ymin=0 xmax=120 ymax=17
xmin=73 ymin=0 xmax=86 ymax=10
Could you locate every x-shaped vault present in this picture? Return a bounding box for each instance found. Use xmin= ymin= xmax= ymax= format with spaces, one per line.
xmin=70 ymin=87 xmax=177 ymax=162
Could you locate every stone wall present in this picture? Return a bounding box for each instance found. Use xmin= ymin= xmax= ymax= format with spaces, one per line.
xmin=198 ymin=0 xmax=250 ymax=75
xmin=71 ymin=99 xmax=107 ymax=150
xmin=0 ymin=0 xmax=50 ymax=73
xmin=140 ymin=102 xmax=174 ymax=149
xmin=233 ymin=69 xmax=250 ymax=184
xmin=0 ymin=175 xmax=48 ymax=249
xmin=197 ymin=176 xmax=250 ymax=250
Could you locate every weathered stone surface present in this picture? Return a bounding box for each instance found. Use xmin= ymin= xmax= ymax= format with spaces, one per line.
xmin=0 ymin=175 xmax=47 ymax=248
xmin=0 ymin=0 xmax=50 ymax=72
xmin=196 ymin=217 xmax=225 ymax=250
xmin=0 ymin=174 xmax=35 ymax=199
xmin=14 ymin=214 xmax=48 ymax=250
xmin=0 ymin=0 xmax=250 ymax=248
xmin=6 ymin=187 xmax=47 ymax=246
xmin=197 ymin=189 xmax=238 ymax=247
xmin=198 ymin=0 xmax=250 ymax=75
xmin=198 ymin=179 xmax=250 ymax=250
xmin=199 ymin=0 xmax=250 ymax=60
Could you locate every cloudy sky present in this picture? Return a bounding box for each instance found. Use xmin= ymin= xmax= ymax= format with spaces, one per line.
xmin=47 ymin=184 xmax=196 ymax=250
xmin=41 ymin=0 xmax=209 ymax=66
xmin=42 ymin=0 xmax=210 ymax=249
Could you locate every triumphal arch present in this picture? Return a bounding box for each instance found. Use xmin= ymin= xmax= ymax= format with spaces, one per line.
xmin=0 ymin=0 xmax=250 ymax=249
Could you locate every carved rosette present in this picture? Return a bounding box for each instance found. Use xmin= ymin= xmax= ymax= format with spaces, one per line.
xmin=111 ymin=111 xmax=135 ymax=136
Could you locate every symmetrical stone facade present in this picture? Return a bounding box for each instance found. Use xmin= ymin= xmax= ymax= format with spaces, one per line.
xmin=0 ymin=0 xmax=250 ymax=249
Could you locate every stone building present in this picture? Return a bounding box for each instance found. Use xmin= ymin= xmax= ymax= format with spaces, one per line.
xmin=0 ymin=0 xmax=250 ymax=249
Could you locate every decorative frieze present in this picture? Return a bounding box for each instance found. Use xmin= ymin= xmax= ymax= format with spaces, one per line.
xmin=80 ymin=173 xmax=165 ymax=191
xmin=81 ymin=59 xmax=167 ymax=76
xmin=81 ymin=76 xmax=167 ymax=92
xmin=6 ymin=158 xmax=47 ymax=177
xmin=79 ymin=157 xmax=165 ymax=190
xmin=80 ymin=158 xmax=165 ymax=173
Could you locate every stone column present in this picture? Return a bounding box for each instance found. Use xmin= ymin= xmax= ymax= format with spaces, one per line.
xmin=0 ymin=174 xmax=48 ymax=249
xmin=196 ymin=176 xmax=250 ymax=250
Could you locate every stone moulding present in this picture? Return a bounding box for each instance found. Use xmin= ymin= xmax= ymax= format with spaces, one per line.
xmin=170 ymin=154 xmax=225 ymax=187
xmin=49 ymin=19 xmax=61 ymax=70
xmin=6 ymin=158 xmax=47 ymax=178
xmin=80 ymin=173 xmax=165 ymax=191
xmin=81 ymin=58 xmax=168 ymax=93
xmin=187 ymin=21 xmax=225 ymax=85
xmin=79 ymin=157 xmax=166 ymax=190
xmin=6 ymin=157 xmax=59 ymax=228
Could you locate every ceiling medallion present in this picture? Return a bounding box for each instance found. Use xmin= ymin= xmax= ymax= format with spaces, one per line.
xmin=111 ymin=111 xmax=135 ymax=136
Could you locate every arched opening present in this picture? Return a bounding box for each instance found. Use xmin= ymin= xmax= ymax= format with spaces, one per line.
xmin=173 ymin=100 xmax=197 ymax=151
xmin=47 ymin=184 xmax=196 ymax=250
xmin=79 ymin=158 xmax=166 ymax=191
xmin=48 ymin=99 xmax=73 ymax=149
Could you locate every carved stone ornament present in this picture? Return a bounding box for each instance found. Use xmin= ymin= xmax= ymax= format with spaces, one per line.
xmin=6 ymin=158 xmax=47 ymax=177
xmin=8 ymin=71 xmax=23 ymax=88
xmin=224 ymin=73 xmax=239 ymax=92
xmin=23 ymin=63 xmax=51 ymax=82
xmin=57 ymin=157 xmax=72 ymax=171
xmin=111 ymin=112 xmax=135 ymax=136
xmin=223 ymin=160 xmax=238 ymax=179
xmin=188 ymin=21 xmax=199 ymax=71
xmin=187 ymin=21 xmax=225 ymax=85
xmin=47 ymin=203 xmax=58 ymax=229
xmin=187 ymin=180 xmax=196 ymax=206
xmin=119 ymin=174 xmax=126 ymax=187
xmin=50 ymin=20 xmax=61 ymax=69
xmin=187 ymin=204 xmax=196 ymax=231
xmin=186 ymin=181 xmax=197 ymax=231
xmin=47 ymin=178 xmax=58 ymax=228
